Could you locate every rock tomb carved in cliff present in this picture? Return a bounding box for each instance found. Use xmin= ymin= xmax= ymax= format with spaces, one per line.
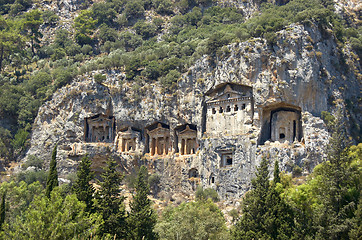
xmin=84 ymin=114 xmax=115 ymax=143
xmin=146 ymin=122 xmax=172 ymax=156
xmin=115 ymin=127 xmax=141 ymax=153
xmin=258 ymin=102 xmax=303 ymax=144
xmin=175 ymin=124 xmax=198 ymax=155
xmin=205 ymin=83 xmax=253 ymax=136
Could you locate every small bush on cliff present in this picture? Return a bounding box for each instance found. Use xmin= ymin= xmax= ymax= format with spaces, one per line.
xmin=195 ymin=186 xmax=220 ymax=202
xmin=94 ymin=73 xmax=106 ymax=84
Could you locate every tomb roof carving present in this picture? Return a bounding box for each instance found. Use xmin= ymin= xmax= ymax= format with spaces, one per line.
xmin=206 ymin=83 xmax=253 ymax=105
xmin=145 ymin=121 xmax=170 ymax=131
xmin=87 ymin=113 xmax=114 ymax=120
xmin=119 ymin=126 xmax=141 ymax=133
xmin=179 ymin=125 xmax=197 ymax=135
xmin=175 ymin=124 xmax=197 ymax=132
xmin=260 ymin=101 xmax=302 ymax=111
xmin=205 ymin=82 xmax=252 ymax=96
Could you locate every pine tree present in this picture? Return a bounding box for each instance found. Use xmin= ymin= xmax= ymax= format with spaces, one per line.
xmin=96 ymin=157 xmax=127 ymax=239
xmin=46 ymin=144 xmax=58 ymax=198
xmin=127 ymin=165 xmax=158 ymax=240
xmin=232 ymin=158 xmax=270 ymax=239
xmin=233 ymin=159 xmax=295 ymax=240
xmin=0 ymin=191 xmax=5 ymax=230
xmin=313 ymin=114 xmax=356 ymax=240
xmin=73 ymin=155 xmax=95 ymax=212
xmin=264 ymin=160 xmax=294 ymax=240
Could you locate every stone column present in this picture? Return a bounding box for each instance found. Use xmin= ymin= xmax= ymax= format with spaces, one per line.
xmin=120 ymin=138 xmax=124 ymax=152
xmin=191 ymin=138 xmax=195 ymax=154
xmin=125 ymin=140 xmax=129 ymax=152
xmin=181 ymin=138 xmax=185 ymax=155
xmin=149 ymin=138 xmax=154 ymax=155
xmin=163 ymin=139 xmax=167 ymax=155
xmin=155 ymin=137 xmax=159 ymax=156
xmin=184 ymin=138 xmax=188 ymax=155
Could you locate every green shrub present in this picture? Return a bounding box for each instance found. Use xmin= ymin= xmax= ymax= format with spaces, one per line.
xmin=12 ymin=128 xmax=29 ymax=152
xmin=51 ymin=48 xmax=66 ymax=61
xmin=321 ymin=111 xmax=335 ymax=127
xmin=65 ymin=44 xmax=82 ymax=56
xmin=75 ymin=32 xmax=92 ymax=45
xmin=153 ymin=0 xmax=173 ymax=15
xmin=92 ymin=2 xmax=117 ymax=26
xmin=133 ymin=21 xmax=157 ymax=40
xmin=97 ymin=24 xmax=118 ymax=43
xmin=153 ymin=17 xmax=164 ymax=29
xmin=16 ymin=170 xmax=47 ymax=186
xmin=94 ymin=73 xmax=106 ymax=84
xmin=81 ymin=44 xmax=93 ymax=55
xmin=52 ymin=67 xmax=76 ymax=89
xmin=42 ymin=10 xmax=59 ymax=26
xmin=155 ymin=199 xmax=228 ymax=239
xmin=160 ymin=69 xmax=180 ymax=89
xmin=350 ymin=37 xmax=362 ymax=53
xmin=292 ymin=165 xmax=303 ymax=177
xmin=0 ymin=127 xmax=12 ymax=158
xmin=23 ymin=155 xmax=43 ymax=170
xmin=124 ymin=1 xmax=144 ymax=21
xmin=195 ymin=186 xmax=220 ymax=202
xmin=141 ymin=60 xmax=160 ymax=80
xmin=119 ymin=31 xmax=143 ymax=51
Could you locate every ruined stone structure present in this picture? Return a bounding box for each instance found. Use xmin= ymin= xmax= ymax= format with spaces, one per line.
xmin=258 ymin=102 xmax=302 ymax=144
xmin=115 ymin=127 xmax=141 ymax=153
xmin=84 ymin=114 xmax=115 ymax=143
xmin=205 ymin=83 xmax=253 ymax=136
xmin=146 ymin=122 xmax=172 ymax=156
xmin=175 ymin=124 xmax=198 ymax=155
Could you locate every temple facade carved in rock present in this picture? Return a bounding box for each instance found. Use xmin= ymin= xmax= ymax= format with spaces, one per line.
xmin=115 ymin=127 xmax=141 ymax=153
xmin=175 ymin=124 xmax=198 ymax=155
xmin=146 ymin=122 xmax=172 ymax=156
xmin=205 ymin=83 xmax=253 ymax=136
xmin=84 ymin=114 xmax=115 ymax=143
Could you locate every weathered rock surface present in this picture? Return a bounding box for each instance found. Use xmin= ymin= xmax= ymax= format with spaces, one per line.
xmin=24 ymin=23 xmax=361 ymax=200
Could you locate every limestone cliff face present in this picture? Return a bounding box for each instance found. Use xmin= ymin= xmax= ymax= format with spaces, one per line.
xmin=25 ymin=23 xmax=360 ymax=200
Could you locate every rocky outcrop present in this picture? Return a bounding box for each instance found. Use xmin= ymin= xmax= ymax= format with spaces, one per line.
xmin=24 ymin=23 xmax=360 ymax=200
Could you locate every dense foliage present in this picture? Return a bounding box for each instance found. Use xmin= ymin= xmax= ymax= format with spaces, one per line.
xmin=0 ymin=140 xmax=360 ymax=239
xmin=156 ymin=198 xmax=229 ymax=240
xmin=72 ymin=154 xmax=95 ymax=212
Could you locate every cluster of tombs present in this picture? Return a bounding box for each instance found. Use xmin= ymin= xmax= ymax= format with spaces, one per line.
xmin=83 ymin=83 xmax=303 ymax=162
xmin=115 ymin=122 xmax=199 ymax=156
